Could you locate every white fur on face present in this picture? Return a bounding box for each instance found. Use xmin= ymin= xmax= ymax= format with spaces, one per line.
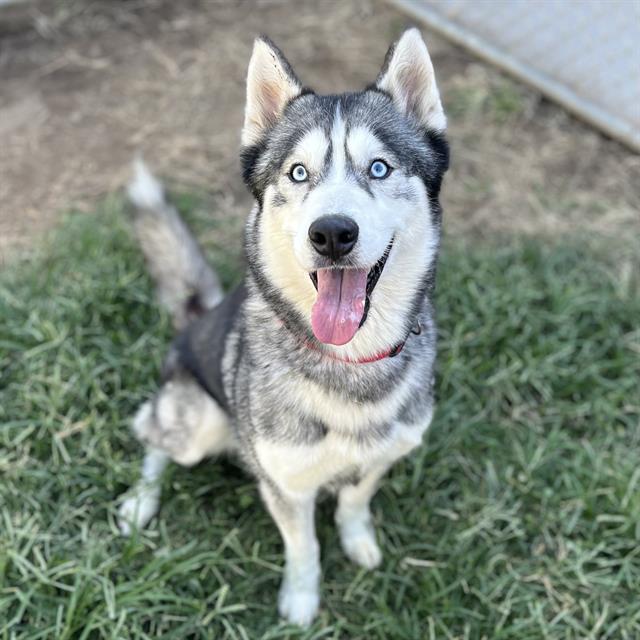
xmin=293 ymin=112 xmax=398 ymax=271
xmin=258 ymin=127 xmax=331 ymax=321
xmin=259 ymin=105 xmax=438 ymax=356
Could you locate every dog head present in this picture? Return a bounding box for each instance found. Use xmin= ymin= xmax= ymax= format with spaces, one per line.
xmin=241 ymin=30 xmax=449 ymax=354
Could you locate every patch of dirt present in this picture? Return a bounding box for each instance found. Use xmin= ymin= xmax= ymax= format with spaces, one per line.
xmin=1 ymin=0 xmax=638 ymax=261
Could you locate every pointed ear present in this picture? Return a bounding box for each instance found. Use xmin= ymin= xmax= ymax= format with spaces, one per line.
xmin=376 ymin=28 xmax=446 ymax=131
xmin=242 ymin=37 xmax=302 ymax=146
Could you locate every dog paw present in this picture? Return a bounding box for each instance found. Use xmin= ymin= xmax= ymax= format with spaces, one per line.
xmin=340 ymin=524 xmax=382 ymax=569
xmin=278 ymin=585 xmax=319 ymax=627
xmin=118 ymin=492 xmax=159 ymax=536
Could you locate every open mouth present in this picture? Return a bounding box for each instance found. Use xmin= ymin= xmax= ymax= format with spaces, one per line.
xmin=309 ymin=239 xmax=393 ymax=346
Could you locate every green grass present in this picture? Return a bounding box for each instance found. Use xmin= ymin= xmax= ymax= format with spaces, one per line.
xmin=446 ymin=74 xmax=529 ymax=123
xmin=1 ymin=198 xmax=639 ymax=639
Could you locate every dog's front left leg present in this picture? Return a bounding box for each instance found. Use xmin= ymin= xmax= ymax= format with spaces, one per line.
xmin=335 ymin=463 xmax=391 ymax=570
xmin=260 ymin=481 xmax=320 ymax=627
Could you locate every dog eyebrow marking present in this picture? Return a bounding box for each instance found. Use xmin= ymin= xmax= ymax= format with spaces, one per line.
xmin=317 ymin=139 xmax=333 ymax=182
xmin=345 ymin=124 xmax=399 ymax=196
xmin=289 ymin=126 xmax=330 ymax=202
xmin=344 ymin=144 xmax=373 ymax=197
xmin=346 ymin=125 xmax=399 ymax=166
xmin=291 ymin=127 xmax=329 ymax=173
xmin=300 ymin=103 xmax=344 ymax=199
xmin=303 ymin=141 xmax=334 ymax=203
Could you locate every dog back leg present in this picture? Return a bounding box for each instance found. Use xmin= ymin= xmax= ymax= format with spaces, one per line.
xmin=135 ymin=375 xmax=235 ymax=467
xmin=118 ymin=375 xmax=234 ymax=535
xmin=118 ymin=444 xmax=169 ymax=535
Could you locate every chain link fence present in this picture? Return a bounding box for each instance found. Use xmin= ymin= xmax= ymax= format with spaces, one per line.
xmin=389 ymin=0 xmax=640 ymax=151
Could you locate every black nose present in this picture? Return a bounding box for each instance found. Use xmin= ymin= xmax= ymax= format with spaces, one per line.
xmin=308 ymin=215 xmax=359 ymax=260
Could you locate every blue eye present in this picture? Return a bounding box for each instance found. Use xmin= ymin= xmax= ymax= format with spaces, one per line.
xmin=369 ymin=159 xmax=391 ymax=179
xmin=290 ymin=163 xmax=308 ymax=183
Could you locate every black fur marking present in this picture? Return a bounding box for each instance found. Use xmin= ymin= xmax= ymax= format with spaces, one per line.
xmin=344 ymin=144 xmax=373 ymax=197
xmin=376 ymin=39 xmax=397 ymax=84
xmin=256 ymin=35 xmax=303 ymax=87
xmin=352 ymin=420 xmax=392 ymax=446
xmin=398 ymin=374 xmax=435 ymax=425
xmin=185 ymin=292 xmax=205 ymax=318
xmin=230 ymin=323 xmax=247 ymax=417
xmin=307 ymin=419 xmax=329 ymax=443
xmin=240 ymin=141 xmax=268 ymax=204
xmin=165 ymin=284 xmax=247 ymax=411
xmin=295 ymin=348 xmax=413 ymax=404
xmin=327 ymin=419 xmax=393 ymax=448
xmin=325 ymin=468 xmax=361 ymax=493
xmin=256 ymin=409 xmax=329 ymax=446
xmin=271 ymin=191 xmax=287 ymax=208
xmin=315 ymin=138 xmax=334 ymax=185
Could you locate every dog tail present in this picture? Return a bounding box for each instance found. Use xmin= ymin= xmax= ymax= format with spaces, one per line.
xmin=126 ymin=158 xmax=223 ymax=330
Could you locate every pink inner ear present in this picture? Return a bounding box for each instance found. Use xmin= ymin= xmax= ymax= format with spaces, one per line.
xmin=243 ymin=39 xmax=302 ymax=144
xmin=376 ymin=30 xmax=445 ymax=131
xmin=401 ymin=69 xmax=419 ymax=115
xmin=399 ymin=65 xmax=430 ymax=118
xmin=261 ymin=83 xmax=282 ymax=124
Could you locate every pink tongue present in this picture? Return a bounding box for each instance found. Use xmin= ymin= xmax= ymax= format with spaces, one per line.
xmin=311 ymin=269 xmax=368 ymax=345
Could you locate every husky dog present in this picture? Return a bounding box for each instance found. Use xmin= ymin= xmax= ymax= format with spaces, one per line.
xmin=118 ymin=28 xmax=449 ymax=626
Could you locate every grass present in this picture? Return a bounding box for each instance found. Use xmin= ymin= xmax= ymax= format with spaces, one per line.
xmin=1 ymin=197 xmax=639 ymax=639
xmin=446 ymin=69 xmax=529 ymax=124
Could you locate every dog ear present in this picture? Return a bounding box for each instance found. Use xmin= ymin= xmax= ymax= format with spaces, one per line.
xmin=376 ymin=28 xmax=446 ymax=132
xmin=242 ymin=37 xmax=302 ymax=146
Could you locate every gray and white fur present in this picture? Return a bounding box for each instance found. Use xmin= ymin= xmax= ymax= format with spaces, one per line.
xmin=118 ymin=29 xmax=449 ymax=627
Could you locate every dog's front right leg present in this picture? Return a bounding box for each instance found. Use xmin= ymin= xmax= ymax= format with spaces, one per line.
xmin=259 ymin=481 xmax=320 ymax=627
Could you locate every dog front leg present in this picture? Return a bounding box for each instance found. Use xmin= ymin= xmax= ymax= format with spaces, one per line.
xmin=335 ymin=463 xmax=392 ymax=569
xmin=260 ymin=481 xmax=320 ymax=627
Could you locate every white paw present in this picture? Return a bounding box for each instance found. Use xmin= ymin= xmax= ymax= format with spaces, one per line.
xmin=118 ymin=491 xmax=159 ymax=536
xmin=278 ymin=584 xmax=320 ymax=627
xmin=340 ymin=524 xmax=382 ymax=569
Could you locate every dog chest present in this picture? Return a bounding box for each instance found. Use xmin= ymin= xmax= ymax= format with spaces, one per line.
xmin=254 ymin=420 xmax=426 ymax=496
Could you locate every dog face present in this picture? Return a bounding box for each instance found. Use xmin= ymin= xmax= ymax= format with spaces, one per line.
xmin=241 ymin=30 xmax=449 ymax=352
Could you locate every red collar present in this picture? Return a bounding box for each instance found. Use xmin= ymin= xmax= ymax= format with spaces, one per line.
xmin=304 ymin=322 xmax=421 ymax=365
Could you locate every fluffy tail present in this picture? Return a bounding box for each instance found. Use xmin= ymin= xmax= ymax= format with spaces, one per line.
xmin=127 ymin=159 xmax=223 ymax=330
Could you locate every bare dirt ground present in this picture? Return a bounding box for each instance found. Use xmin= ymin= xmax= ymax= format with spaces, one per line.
xmin=1 ymin=0 xmax=638 ymax=261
